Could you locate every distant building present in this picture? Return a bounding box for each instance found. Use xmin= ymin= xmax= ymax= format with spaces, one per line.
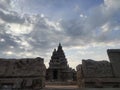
xmin=46 ymin=43 xmax=76 ymax=82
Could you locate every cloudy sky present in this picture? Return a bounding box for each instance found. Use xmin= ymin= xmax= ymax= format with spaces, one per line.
xmin=0 ymin=0 xmax=120 ymax=69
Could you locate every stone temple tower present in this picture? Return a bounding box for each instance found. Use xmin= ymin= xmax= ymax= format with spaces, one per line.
xmin=46 ymin=43 xmax=76 ymax=81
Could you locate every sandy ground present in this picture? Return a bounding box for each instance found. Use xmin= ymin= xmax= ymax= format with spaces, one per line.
xmin=46 ymin=85 xmax=78 ymax=88
xmin=42 ymin=85 xmax=120 ymax=90
xmin=42 ymin=85 xmax=79 ymax=90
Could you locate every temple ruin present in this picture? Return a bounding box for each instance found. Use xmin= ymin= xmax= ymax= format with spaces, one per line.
xmin=46 ymin=43 xmax=76 ymax=82
xmin=76 ymin=49 xmax=120 ymax=88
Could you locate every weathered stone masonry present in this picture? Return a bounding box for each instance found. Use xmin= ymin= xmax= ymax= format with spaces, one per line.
xmin=46 ymin=43 xmax=76 ymax=82
xmin=76 ymin=49 xmax=120 ymax=88
xmin=0 ymin=57 xmax=46 ymax=89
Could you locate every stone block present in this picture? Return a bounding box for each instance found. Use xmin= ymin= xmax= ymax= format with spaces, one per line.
xmin=107 ymin=49 xmax=120 ymax=77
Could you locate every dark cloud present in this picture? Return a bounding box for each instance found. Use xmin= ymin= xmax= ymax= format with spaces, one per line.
xmin=27 ymin=17 xmax=65 ymax=50
xmin=62 ymin=19 xmax=84 ymax=36
xmin=0 ymin=0 xmax=11 ymax=10
xmin=0 ymin=10 xmax=25 ymax=24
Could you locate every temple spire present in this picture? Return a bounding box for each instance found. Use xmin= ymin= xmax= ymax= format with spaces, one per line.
xmin=51 ymin=49 xmax=57 ymax=59
xmin=57 ymin=43 xmax=65 ymax=58
xmin=59 ymin=42 xmax=61 ymax=47
xmin=54 ymin=48 xmax=56 ymax=52
xmin=58 ymin=43 xmax=62 ymax=51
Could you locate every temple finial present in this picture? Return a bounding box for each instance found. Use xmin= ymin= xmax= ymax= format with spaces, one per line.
xmin=54 ymin=48 xmax=56 ymax=52
xmin=59 ymin=42 xmax=61 ymax=45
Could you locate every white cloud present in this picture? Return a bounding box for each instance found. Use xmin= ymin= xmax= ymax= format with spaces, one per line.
xmin=3 ymin=51 xmax=13 ymax=55
xmin=104 ymin=0 xmax=120 ymax=9
xmin=14 ymin=37 xmax=32 ymax=51
xmin=44 ymin=18 xmax=62 ymax=31
xmin=101 ymin=22 xmax=110 ymax=32
xmin=8 ymin=23 xmax=33 ymax=36
xmin=40 ymin=13 xmax=44 ymax=18
xmin=80 ymin=14 xmax=84 ymax=18
xmin=0 ymin=38 xmax=5 ymax=42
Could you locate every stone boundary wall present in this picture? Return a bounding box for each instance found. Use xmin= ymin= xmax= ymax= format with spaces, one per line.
xmin=76 ymin=49 xmax=120 ymax=88
xmin=0 ymin=57 xmax=46 ymax=89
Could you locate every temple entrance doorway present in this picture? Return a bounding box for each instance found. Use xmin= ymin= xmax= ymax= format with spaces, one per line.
xmin=53 ymin=69 xmax=58 ymax=80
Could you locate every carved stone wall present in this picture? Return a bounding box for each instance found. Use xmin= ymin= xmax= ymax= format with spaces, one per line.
xmin=0 ymin=57 xmax=46 ymax=89
xmin=76 ymin=49 xmax=120 ymax=88
xmin=82 ymin=59 xmax=113 ymax=78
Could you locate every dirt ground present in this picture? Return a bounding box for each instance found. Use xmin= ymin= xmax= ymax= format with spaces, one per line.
xmin=42 ymin=85 xmax=120 ymax=90
xmin=42 ymin=85 xmax=79 ymax=90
